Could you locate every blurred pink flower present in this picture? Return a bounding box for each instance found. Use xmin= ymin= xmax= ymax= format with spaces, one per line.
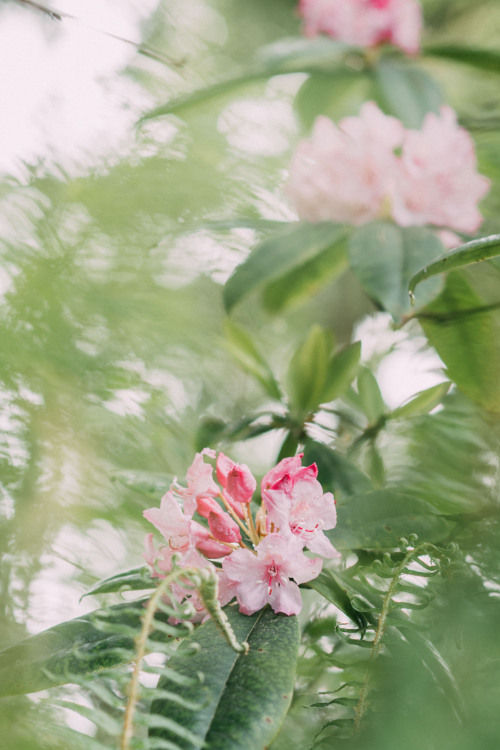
xmin=222 ymin=533 xmax=323 ymax=615
xmin=298 ymin=0 xmax=422 ymax=55
xmin=286 ymin=102 xmax=404 ymax=225
xmin=392 ymin=107 xmax=491 ymax=233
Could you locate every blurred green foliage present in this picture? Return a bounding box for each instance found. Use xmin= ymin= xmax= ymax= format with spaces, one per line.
xmin=1 ymin=0 xmax=500 ymax=748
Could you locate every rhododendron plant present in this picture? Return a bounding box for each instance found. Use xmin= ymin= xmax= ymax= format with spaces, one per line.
xmin=143 ymin=451 xmax=338 ymax=616
xmin=286 ymin=102 xmax=490 ymax=235
xmin=298 ymin=0 xmax=422 ymax=55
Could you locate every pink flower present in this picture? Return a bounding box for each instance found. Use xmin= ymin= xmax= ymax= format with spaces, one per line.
xmin=143 ymin=491 xmax=209 ymax=569
xmin=208 ymin=510 xmax=242 ymax=544
xmin=263 ymin=475 xmax=339 ymax=558
xmin=189 ymin=520 xmax=233 ymax=559
xmin=216 ymin=451 xmax=256 ymax=519
xmin=286 ymin=102 xmax=404 ymax=225
xmin=392 ymin=107 xmax=491 ymax=233
xmin=176 ymin=448 xmax=219 ymax=517
xmin=298 ymin=0 xmax=422 ymax=55
xmin=222 ymin=533 xmax=322 ymax=615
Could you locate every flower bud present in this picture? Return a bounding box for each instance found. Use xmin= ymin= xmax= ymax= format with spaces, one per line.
xmin=208 ymin=510 xmax=242 ymax=544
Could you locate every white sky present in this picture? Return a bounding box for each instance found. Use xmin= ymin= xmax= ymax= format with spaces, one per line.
xmin=0 ymin=0 xmax=158 ymax=177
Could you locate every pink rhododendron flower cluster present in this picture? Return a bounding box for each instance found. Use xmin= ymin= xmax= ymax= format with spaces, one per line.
xmin=286 ymin=102 xmax=490 ymax=234
xmin=298 ymin=0 xmax=422 ymax=55
xmin=143 ymin=450 xmax=339 ymax=618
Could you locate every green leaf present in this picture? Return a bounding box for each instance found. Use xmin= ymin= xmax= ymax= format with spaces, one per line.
xmin=150 ymin=605 xmax=300 ymax=750
xmin=140 ymin=38 xmax=354 ymax=121
xmin=80 ymin=567 xmax=154 ymax=599
xmin=322 ymin=341 xmax=361 ymax=403
xmin=303 ymin=441 xmax=372 ymax=501
xmin=224 ymin=320 xmax=281 ymax=400
xmin=423 ymin=44 xmax=500 ymax=73
xmin=408 ymin=233 xmax=500 ymax=298
xmin=262 ymin=234 xmax=348 ymax=312
xmin=330 ymin=490 xmax=454 ymax=550
xmin=306 ymin=571 xmax=372 ymax=630
xmin=419 ymin=272 xmax=500 ymax=412
xmin=286 ymin=326 xmax=334 ymax=416
xmin=356 ymin=367 xmax=385 ymax=424
xmin=111 ymin=470 xmax=171 ymax=498
xmin=349 ymin=221 xmax=444 ymax=322
xmin=294 ymin=70 xmax=373 ymax=130
xmin=373 ymin=59 xmax=443 ymax=127
xmin=224 ymin=222 xmax=347 ymax=312
xmin=0 ymin=601 xmax=148 ymax=696
xmin=390 ymin=382 xmax=451 ymax=420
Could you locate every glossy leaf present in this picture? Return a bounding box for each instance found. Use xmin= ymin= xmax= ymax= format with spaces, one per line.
xmin=409 ymin=233 xmax=500 ymax=298
xmin=374 ymin=59 xmax=443 ymax=128
xmin=419 ymin=271 xmax=500 ymax=412
xmin=286 ymin=325 xmax=334 ymax=416
xmin=0 ymin=601 xmax=149 ymax=696
xmin=322 ymin=341 xmax=361 ymax=403
xmin=262 ymin=234 xmax=348 ymax=312
xmin=150 ymin=605 xmax=300 ymax=750
xmin=390 ymin=381 xmax=451 ymax=420
xmin=224 ymin=222 xmax=347 ymax=311
xmin=224 ymin=320 xmax=281 ymax=399
xmin=306 ymin=571 xmax=373 ymax=630
xmin=349 ymin=221 xmax=444 ymax=322
xmin=81 ymin=567 xmax=154 ymax=600
xmin=329 ymin=490 xmax=454 ymax=550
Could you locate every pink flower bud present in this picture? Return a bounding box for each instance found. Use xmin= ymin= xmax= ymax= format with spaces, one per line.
xmin=216 ymin=451 xmax=234 ymax=487
xmin=226 ymin=465 xmax=257 ymax=504
xmin=189 ymin=520 xmax=233 ymax=559
xmin=208 ymin=510 xmax=242 ymax=544
xmin=196 ymin=495 xmax=223 ymax=519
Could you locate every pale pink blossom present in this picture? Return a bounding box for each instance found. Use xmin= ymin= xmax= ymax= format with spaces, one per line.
xmin=392 ymin=107 xmax=491 ymax=233
xmin=286 ymin=102 xmax=404 ymax=225
xmin=263 ymin=477 xmax=339 ymax=558
xmin=176 ymin=448 xmax=219 ymax=517
xmin=298 ymin=0 xmax=422 ymax=55
xmin=222 ymin=533 xmax=323 ymax=615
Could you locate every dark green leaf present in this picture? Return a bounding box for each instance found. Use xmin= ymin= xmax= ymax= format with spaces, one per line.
xmin=262 ymin=234 xmax=348 ymax=312
xmin=423 ymin=44 xmax=500 ymax=73
xmin=330 ymin=490 xmax=454 ymax=550
xmin=224 ymin=222 xmax=347 ymax=312
xmin=409 ymin=233 xmax=500 ymax=298
xmin=286 ymin=326 xmax=334 ymax=416
xmin=322 ymin=341 xmax=361 ymax=403
xmin=390 ymin=382 xmax=451 ymax=420
xmin=349 ymin=221 xmax=444 ymax=322
xmin=303 ymin=441 xmax=372 ymax=501
xmin=306 ymin=571 xmax=372 ymax=630
xmin=374 ymin=59 xmax=443 ymax=127
xmin=419 ymin=271 xmax=500 ymax=412
xmin=150 ymin=605 xmax=300 ymax=750
xmin=0 ymin=601 xmax=149 ymax=696
xmin=81 ymin=567 xmax=154 ymax=599
xmin=224 ymin=320 xmax=281 ymax=399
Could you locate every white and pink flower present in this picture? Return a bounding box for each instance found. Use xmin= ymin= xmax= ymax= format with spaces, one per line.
xmin=298 ymin=0 xmax=422 ymax=55
xmin=222 ymin=534 xmax=322 ymax=616
xmin=286 ymin=103 xmax=490 ymax=236
xmin=143 ymin=451 xmax=339 ymax=617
